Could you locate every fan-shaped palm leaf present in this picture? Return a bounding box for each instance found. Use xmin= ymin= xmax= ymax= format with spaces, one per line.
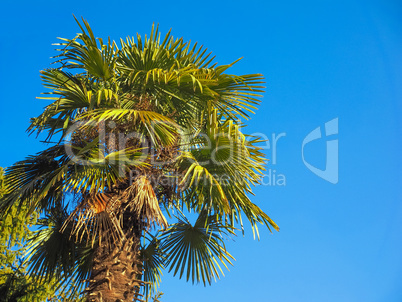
xmin=160 ymin=212 xmax=234 ymax=286
xmin=25 ymin=206 xmax=92 ymax=296
xmin=140 ymin=233 xmax=165 ymax=300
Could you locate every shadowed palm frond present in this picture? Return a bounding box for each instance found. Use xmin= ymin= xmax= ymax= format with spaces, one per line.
xmin=160 ymin=212 xmax=235 ymax=286
xmin=1 ymin=145 xmax=68 ymax=215
xmin=141 ymin=233 xmax=165 ymax=300
xmin=25 ymin=206 xmax=92 ymax=296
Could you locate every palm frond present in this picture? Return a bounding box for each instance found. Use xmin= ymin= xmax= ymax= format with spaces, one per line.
xmin=53 ymin=16 xmax=117 ymax=81
xmin=176 ymin=152 xmax=230 ymax=215
xmin=122 ymin=176 xmax=168 ymax=229
xmin=141 ymin=233 xmax=165 ymax=300
xmin=1 ymin=145 xmax=68 ymax=215
xmin=61 ymin=193 xmax=125 ymax=248
xmin=24 ymin=205 xmax=92 ymax=299
xmin=160 ymin=212 xmax=234 ymax=286
xmin=177 ymin=106 xmax=279 ymax=236
xmin=77 ymin=109 xmax=179 ymax=147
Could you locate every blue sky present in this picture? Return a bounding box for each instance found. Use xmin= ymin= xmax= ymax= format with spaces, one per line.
xmin=0 ymin=0 xmax=401 ymax=301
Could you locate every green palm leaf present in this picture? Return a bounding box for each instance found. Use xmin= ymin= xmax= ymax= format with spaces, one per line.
xmin=77 ymin=109 xmax=179 ymax=147
xmin=141 ymin=233 xmax=165 ymax=299
xmin=25 ymin=206 xmax=92 ymax=298
xmin=54 ymin=16 xmax=117 ymax=81
xmin=161 ymin=212 xmax=234 ymax=286
xmin=1 ymin=145 xmax=68 ymax=215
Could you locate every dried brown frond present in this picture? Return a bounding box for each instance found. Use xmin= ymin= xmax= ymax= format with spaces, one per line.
xmin=61 ymin=192 xmax=125 ymax=248
xmin=131 ymin=94 xmax=155 ymax=112
xmin=122 ymin=176 xmax=168 ymax=230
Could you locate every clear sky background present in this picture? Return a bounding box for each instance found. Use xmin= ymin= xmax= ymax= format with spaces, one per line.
xmin=0 ymin=0 xmax=401 ymax=301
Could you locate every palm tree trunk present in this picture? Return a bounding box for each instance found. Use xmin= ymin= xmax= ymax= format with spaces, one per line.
xmin=86 ymin=213 xmax=144 ymax=302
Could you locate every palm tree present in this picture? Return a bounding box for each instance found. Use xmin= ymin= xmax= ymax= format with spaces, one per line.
xmin=0 ymin=18 xmax=279 ymax=301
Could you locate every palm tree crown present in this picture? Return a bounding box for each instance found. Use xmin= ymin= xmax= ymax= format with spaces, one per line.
xmin=1 ymin=17 xmax=278 ymax=301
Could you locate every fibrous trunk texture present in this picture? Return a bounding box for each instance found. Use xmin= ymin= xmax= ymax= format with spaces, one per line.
xmin=86 ymin=213 xmax=144 ymax=302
